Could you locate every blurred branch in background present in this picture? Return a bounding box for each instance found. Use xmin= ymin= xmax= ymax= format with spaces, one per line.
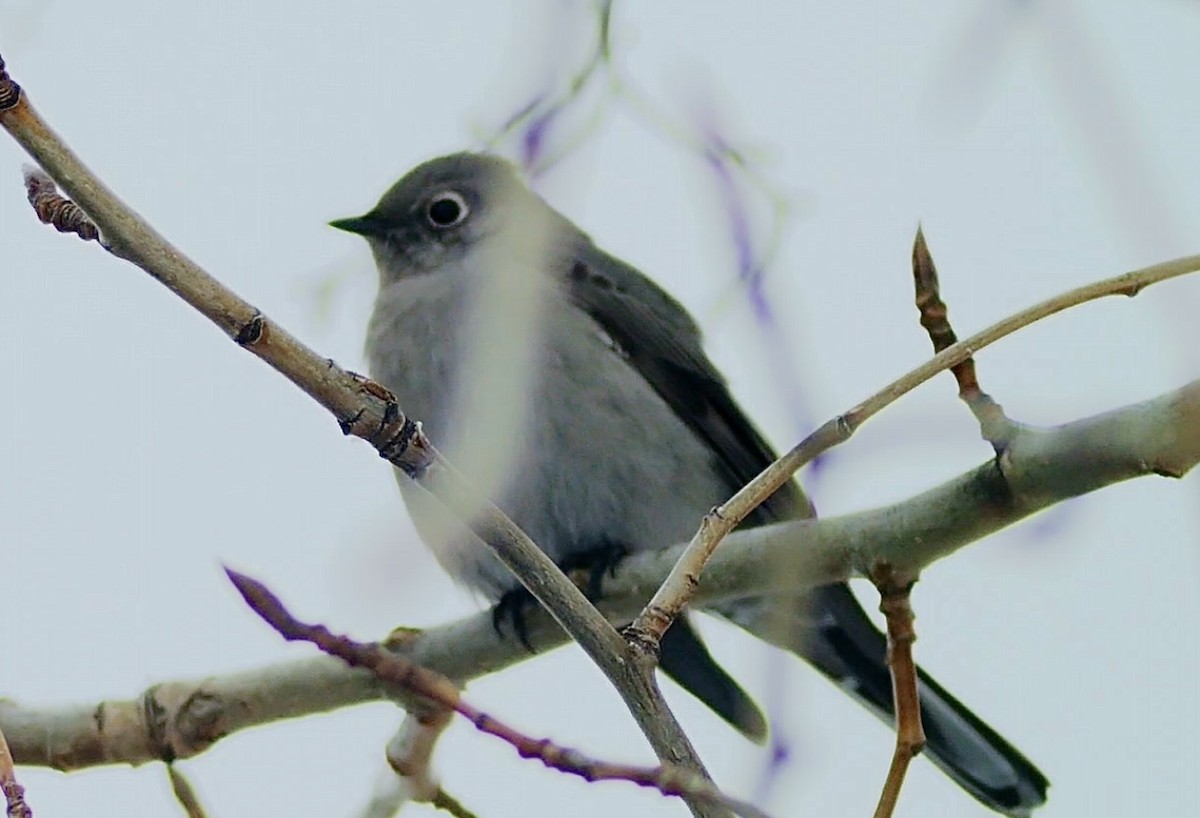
xmin=482 ymin=0 xmax=817 ymax=470
xmin=481 ymin=6 xmax=818 ymax=802
xmin=936 ymin=1 xmax=1184 ymax=253
xmin=934 ymin=0 xmax=1198 ymax=376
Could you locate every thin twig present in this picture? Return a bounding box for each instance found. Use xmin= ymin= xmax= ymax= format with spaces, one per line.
xmin=628 ymin=251 xmax=1200 ymax=645
xmin=0 ymin=54 xmax=725 ymax=815
xmin=485 ymin=0 xmax=614 ymax=172
xmin=912 ymin=226 xmax=1011 ymax=445
xmin=868 ymin=565 xmax=925 ymax=818
xmin=226 ymin=570 xmax=771 ymax=818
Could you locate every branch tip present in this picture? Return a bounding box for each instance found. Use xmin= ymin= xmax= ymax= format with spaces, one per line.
xmin=909 ymin=228 xmax=1019 ymax=444
xmin=222 ymin=566 xmax=256 ymax=597
xmin=223 ymin=568 xmax=292 ymax=636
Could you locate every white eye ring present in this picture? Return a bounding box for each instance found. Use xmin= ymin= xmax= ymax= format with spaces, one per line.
xmin=426 ymin=190 xmax=470 ymax=228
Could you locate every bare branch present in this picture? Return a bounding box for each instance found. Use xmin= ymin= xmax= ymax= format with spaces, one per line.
xmin=227 ymin=570 xmax=770 ymax=818
xmin=868 ymin=567 xmax=925 ymax=818
xmin=2 ymin=378 xmax=1195 ymax=777
xmin=912 ymin=226 xmax=1011 ymax=444
xmin=630 ymin=245 xmax=1200 ymax=645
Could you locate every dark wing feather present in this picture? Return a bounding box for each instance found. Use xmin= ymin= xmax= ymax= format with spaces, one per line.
xmin=563 ymin=243 xmax=812 ymax=525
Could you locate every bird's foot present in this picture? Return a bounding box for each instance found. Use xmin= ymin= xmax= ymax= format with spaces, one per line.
xmin=492 ymin=588 xmax=536 ymax=652
xmin=489 ymin=540 xmax=631 ymax=652
xmin=561 ymin=539 xmax=630 ymax=600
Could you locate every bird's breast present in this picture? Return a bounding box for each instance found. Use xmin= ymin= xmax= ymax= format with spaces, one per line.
xmin=367 ymin=275 xmax=726 ymax=598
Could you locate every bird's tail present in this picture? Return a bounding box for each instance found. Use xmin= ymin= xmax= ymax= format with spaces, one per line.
xmin=658 ymin=616 xmax=769 ymax=743
xmin=781 ymin=584 xmax=1049 ymax=816
xmin=659 ymin=583 xmax=1048 ymax=815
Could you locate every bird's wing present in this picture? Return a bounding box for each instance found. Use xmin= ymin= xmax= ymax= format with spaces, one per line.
xmin=562 ymin=241 xmax=1048 ymax=814
xmin=562 ymin=242 xmax=812 ymax=524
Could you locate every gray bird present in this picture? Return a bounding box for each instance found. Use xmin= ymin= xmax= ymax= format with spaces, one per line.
xmin=332 ymin=152 xmax=1048 ymax=815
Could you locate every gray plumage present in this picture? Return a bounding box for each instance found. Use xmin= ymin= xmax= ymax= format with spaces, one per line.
xmin=333 ymin=152 xmax=1049 ymax=815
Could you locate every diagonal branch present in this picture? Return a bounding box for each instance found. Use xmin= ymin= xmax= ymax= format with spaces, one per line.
xmin=228 ymin=570 xmax=770 ymax=818
xmin=629 ymin=239 xmax=1200 ymax=645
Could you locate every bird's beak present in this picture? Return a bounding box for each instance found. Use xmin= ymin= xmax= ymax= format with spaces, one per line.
xmin=329 ymin=213 xmax=384 ymax=237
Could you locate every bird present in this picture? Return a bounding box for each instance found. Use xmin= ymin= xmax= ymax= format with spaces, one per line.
xmin=331 ymin=152 xmax=1049 ymax=815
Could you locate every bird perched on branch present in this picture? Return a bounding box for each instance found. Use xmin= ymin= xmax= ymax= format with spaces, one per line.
xmin=332 ymin=152 xmax=1048 ymax=815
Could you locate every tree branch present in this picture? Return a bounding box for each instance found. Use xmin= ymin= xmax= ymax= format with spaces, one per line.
xmin=629 ymin=242 xmax=1200 ymax=644
xmin=3 ymin=378 xmax=1195 ymax=773
xmin=228 ymin=570 xmax=770 ymax=818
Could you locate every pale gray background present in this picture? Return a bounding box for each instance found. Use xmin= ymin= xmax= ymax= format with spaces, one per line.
xmin=1 ymin=2 xmax=1197 ymax=816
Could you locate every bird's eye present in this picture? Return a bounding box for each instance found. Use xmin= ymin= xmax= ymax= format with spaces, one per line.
xmin=426 ymin=191 xmax=469 ymax=228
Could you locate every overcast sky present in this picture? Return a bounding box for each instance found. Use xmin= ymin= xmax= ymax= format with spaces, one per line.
xmin=1 ymin=2 xmax=1197 ymax=817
